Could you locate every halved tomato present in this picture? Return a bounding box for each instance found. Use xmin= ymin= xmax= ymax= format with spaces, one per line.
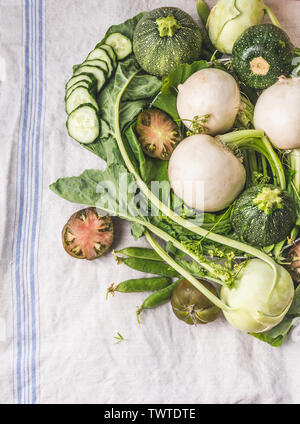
xmin=62 ymin=208 xmax=114 ymax=260
xmin=136 ymin=108 xmax=182 ymax=160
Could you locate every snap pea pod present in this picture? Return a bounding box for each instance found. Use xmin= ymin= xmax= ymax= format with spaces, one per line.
xmin=106 ymin=276 xmax=171 ymax=299
xmin=116 ymin=247 xmax=162 ymax=261
xmin=136 ymin=278 xmax=183 ymax=323
xmin=113 ymin=252 xmax=179 ymax=278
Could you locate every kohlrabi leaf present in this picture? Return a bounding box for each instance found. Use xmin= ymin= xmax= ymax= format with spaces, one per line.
xmin=83 ymin=135 xmax=124 ymax=166
xmin=250 ymin=285 xmax=300 ymax=347
xmin=49 ymin=165 xmax=149 ymax=226
xmin=99 ymin=58 xmax=161 ymax=132
xmin=122 ymin=74 xmax=162 ymax=101
xmin=130 ymin=221 xmax=146 ymax=240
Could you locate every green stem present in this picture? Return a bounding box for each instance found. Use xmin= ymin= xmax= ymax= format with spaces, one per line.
xmin=248 ymin=151 xmax=258 ymax=184
xmin=243 ymin=152 xmax=251 ymax=187
xmin=289 ymin=149 xmax=300 ymax=194
xmin=144 ymin=231 xmax=230 ymax=312
xmin=218 ymin=129 xmax=264 ymax=143
xmin=220 ymin=135 xmax=286 ymax=190
xmin=196 ymin=0 xmax=210 ymax=26
xmin=102 ymin=206 xmax=226 ymax=285
xmin=264 ymin=5 xmax=281 ymax=27
xmin=262 ymin=136 xmax=286 ymax=189
xmin=114 ymin=73 xmax=278 ymax=289
xmin=261 ymin=155 xmax=268 ymax=178
xmin=145 ymin=220 xmax=227 ymax=285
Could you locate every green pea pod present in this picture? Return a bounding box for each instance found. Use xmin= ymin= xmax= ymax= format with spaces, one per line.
xmin=116 ymin=247 xmax=162 ymax=261
xmin=136 ymin=278 xmax=183 ymax=323
xmin=113 ymin=252 xmax=178 ymax=278
xmin=106 ymin=277 xmax=171 ymax=299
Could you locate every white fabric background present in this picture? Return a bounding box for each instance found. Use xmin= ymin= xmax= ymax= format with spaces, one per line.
xmin=1 ymin=0 xmax=300 ymax=404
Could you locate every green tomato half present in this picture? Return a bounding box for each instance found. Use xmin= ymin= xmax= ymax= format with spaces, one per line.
xmin=171 ymin=279 xmax=221 ymax=325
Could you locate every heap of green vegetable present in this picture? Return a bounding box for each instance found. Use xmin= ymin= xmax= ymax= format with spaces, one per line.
xmin=52 ymin=3 xmax=300 ymax=347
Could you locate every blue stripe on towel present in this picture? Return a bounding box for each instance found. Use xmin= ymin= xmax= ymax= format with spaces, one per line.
xmin=15 ymin=0 xmax=30 ymax=403
xmin=30 ymin=0 xmax=44 ymax=404
xmin=13 ymin=0 xmax=44 ymax=404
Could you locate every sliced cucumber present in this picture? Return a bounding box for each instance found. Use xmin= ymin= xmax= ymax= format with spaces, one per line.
xmin=105 ymin=33 xmax=132 ymax=60
xmin=83 ymin=59 xmax=109 ymax=75
xmin=96 ymin=43 xmax=117 ymax=67
xmin=65 ymin=81 xmax=90 ymax=99
xmin=65 ymin=86 xmax=99 ymax=115
xmin=87 ymin=48 xmax=114 ymax=77
xmin=66 ymin=73 xmax=95 ymax=91
xmin=74 ymin=65 xmax=106 ymax=92
xmin=67 ymin=104 xmax=100 ymax=144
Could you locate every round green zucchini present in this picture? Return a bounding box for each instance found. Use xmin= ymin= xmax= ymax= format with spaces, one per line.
xmin=133 ymin=7 xmax=202 ymax=77
xmin=231 ymin=185 xmax=297 ymax=247
xmin=232 ymin=24 xmax=294 ymax=89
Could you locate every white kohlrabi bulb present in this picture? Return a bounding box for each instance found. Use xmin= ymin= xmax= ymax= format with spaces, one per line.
xmin=221 ymin=259 xmax=294 ymax=333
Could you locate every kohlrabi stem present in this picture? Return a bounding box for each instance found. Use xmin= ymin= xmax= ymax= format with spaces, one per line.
xmin=289 ymin=149 xmax=300 ymax=194
xmin=261 ymin=155 xmax=268 ymax=179
xmin=264 ymin=5 xmax=281 ymax=27
xmin=243 ymin=153 xmax=251 ymax=187
xmin=115 ymin=74 xmax=278 ymax=285
xmin=219 ymin=129 xmax=264 ymax=143
xmin=144 ymin=230 xmax=231 ymax=311
xmin=219 ymin=135 xmax=286 ymax=189
xmin=262 ymin=136 xmax=286 ymax=189
xmin=98 ymin=205 xmax=225 ymax=285
xmin=196 ymin=0 xmax=210 ymax=26
xmin=248 ymin=151 xmax=258 ymax=184
xmin=144 ymin=219 xmax=227 ymax=285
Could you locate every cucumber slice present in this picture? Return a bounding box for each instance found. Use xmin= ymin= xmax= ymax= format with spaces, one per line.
xmin=105 ymin=33 xmax=132 ymax=60
xmin=74 ymin=65 xmax=106 ymax=92
xmin=67 ymin=104 xmax=100 ymax=144
xmin=96 ymin=43 xmax=117 ymax=67
xmin=65 ymin=86 xmax=99 ymax=115
xmin=65 ymin=81 xmax=93 ymax=100
xmin=66 ymin=73 xmax=95 ymax=91
xmin=87 ymin=48 xmax=114 ymax=77
xmin=82 ymin=59 xmax=108 ymax=75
